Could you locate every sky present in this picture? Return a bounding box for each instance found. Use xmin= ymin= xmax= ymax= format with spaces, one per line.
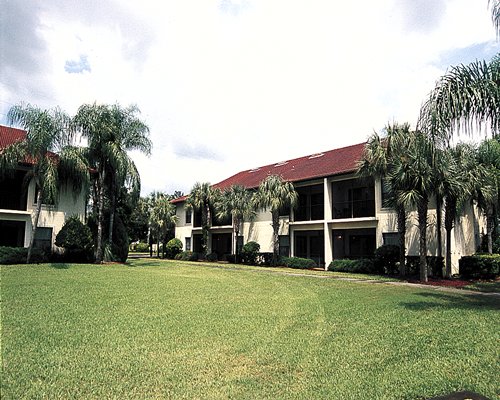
xmin=1 ymin=0 xmax=498 ymax=196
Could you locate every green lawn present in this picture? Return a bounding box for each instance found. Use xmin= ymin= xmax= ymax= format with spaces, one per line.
xmin=1 ymin=260 xmax=499 ymax=399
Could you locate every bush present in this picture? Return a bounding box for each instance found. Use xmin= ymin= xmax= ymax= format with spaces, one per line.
xmin=206 ymin=253 xmax=218 ymax=262
xmin=0 ymin=246 xmax=48 ymax=264
xmin=374 ymin=245 xmax=400 ymax=275
xmin=55 ymin=216 xmax=94 ymax=262
xmin=256 ymin=252 xmax=274 ymax=266
xmin=459 ymin=254 xmax=500 ymax=279
xmin=328 ymin=258 xmax=376 ymax=274
xmin=226 ymin=254 xmax=237 ymax=263
xmin=131 ymin=242 xmax=149 ymax=253
xmin=280 ymin=256 xmax=316 ymax=269
xmin=241 ymin=241 xmax=260 ymax=265
xmin=175 ymin=251 xmax=199 ymax=261
xmin=405 ymin=256 xmax=444 ymax=277
xmin=165 ymin=238 xmax=183 ymax=259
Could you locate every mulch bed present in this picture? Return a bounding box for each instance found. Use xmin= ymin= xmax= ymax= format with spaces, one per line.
xmin=406 ymin=277 xmax=472 ymax=288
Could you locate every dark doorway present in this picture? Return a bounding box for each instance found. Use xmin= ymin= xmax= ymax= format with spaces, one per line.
xmin=294 ymin=230 xmax=324 ymax=266
xmin=211 ymin=233 xmax=232 ymax=259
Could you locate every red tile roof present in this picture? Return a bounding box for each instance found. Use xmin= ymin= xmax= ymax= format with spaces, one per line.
xmin=0 ymin=125 xmax=27 ymax=149
xmin=0 ymin=125 xmax=58 ymax=165
xmin=172 ymin=141 xmax=367 ymax=203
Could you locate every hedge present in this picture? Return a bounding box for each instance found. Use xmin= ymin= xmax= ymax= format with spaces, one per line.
xmin=280 ymin=256 xmax=316 ymax=269
xmin=405 ymin=256 xmax=444 ymax=277
xmin=0 ymin=246 xmax=48 ymax=264
xmin=328 ymin=258 xmax=376 ymax=274
xmin=459 ymin=254 xmax=500 ymax=279
xmin=174 ymin=251 xmax=199 ymax=261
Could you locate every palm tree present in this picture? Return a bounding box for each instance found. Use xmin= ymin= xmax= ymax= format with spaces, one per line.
xmin=149 ymin=192 xmax=177 ymax=258
xmin=388 ymin=131 xmax=437 ymax=282
xmin=439 ymin=145 xmax=474 ymax=277
xmin=1 ymin=103 xmax=90 ymax=263
xmin=490 ymin=0 xmax=500 ymax=37
xmin=215 ymin=185 xmax=256 ymax=262
xmin=186 ymin=182 xmax=220 ymax=257
xmin=475 ymin=139 xmax=500 ymax=253
xmin=357 ymin=123 xmax=412 ymax=275
xmin=418 ymin=54 xmax=500 ymax=139
xmin=255 ymin=175 xmax=298 ymax=266
xmin=72 ymin=103 xmax=151 ymax=263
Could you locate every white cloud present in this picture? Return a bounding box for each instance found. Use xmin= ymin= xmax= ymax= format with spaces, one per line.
xmin=1 ymin=0 xmax=498 ymax=195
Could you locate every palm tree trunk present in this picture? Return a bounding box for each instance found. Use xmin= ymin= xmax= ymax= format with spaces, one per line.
xmin=436 ymin=194 xmax=443 ymax=261
xmin=234 ymin=217 xmax=240 ymax=263
xmin=444 ymin=198 xmax=456 ymax=278
xmin=272 ymin=211 xmax=279 ymax=266
xmin=417 ymin=197 xmax=429 ymax=282
xmin=201 ymin=203 xmax=210 ymax=257
xmin=27 ymin=188 xmax=43 ymax=264
xmin=396 ymin=205 xmax=406 ymax=276
xmin=108 ymin=189 xmax=115 ymax=247
xmin=486 ymin=208 xmax=494 ymax=254
xmin=95 ymin=169 xmax=106 ymax=263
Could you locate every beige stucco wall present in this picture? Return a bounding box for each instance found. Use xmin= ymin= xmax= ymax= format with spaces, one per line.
xmin=0 ymin=178 xmax=86 ymax=250
xmin=173 ymin=176 xmax=485 ymax=274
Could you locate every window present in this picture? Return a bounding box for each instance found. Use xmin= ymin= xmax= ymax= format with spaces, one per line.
xmin=294 ymin=184 xmax=324 ymax=221
xmin=383 ymin=232 xmax=400 ymax=247
xmin=185 ymin=209 xmax=192 ymax=224
xmin=185 ymin=237 xmax=191 ymax=251
xmin=279 ymin=235 xmax=290 ymax=257
xmin=33 ymin=227 xmax=53 ymax=250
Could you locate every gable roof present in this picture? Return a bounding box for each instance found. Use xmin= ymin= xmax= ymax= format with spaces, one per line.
xmin=172 ymin=141 xmax=367 ymax=203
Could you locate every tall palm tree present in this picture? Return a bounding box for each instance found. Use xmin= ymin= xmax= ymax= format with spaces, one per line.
xmin=1 ymin=103 xmax=90 ymax=263
xmin=357 ymin=123 xmax=412 ymax=275
xmin=215 ymin=185 xmax=256 ymax=262
xmin=389 ymin=131 xmax=437 ymax=282
xmin=418 ymin=54 xmax=500 ymax=139
xmin=255 ymin=175 xmax=298 ymax=266
xmin=475 ymin=139 xmax=500 ymax=253
xmin=149 ymin=192 xmax=177 ymax=258
xmin=439 ymin=145 xmax=475 ymax=277
xmin=186 ymin=182 xmax=220 ymax=257
xmin=72 ymin=103 xmax=151 ymax=263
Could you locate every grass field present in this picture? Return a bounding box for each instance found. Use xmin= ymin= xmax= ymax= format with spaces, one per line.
xmin=1 ymin=259 xmax=499 ymax=399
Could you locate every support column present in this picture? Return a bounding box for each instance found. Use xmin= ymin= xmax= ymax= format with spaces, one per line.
xmin=324 ymin=178 xmax=333 ymax=269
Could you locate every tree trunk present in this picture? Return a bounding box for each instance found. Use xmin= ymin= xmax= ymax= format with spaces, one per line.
xmin=95 ymin=169 xmax=106 ymax=263
xmin=27 ymin=187 xmax=43 ymax=264
xmin=436 ymin=194 xmax=443 ymax=264
xmin=444 ymin=197 xmax=456 ymax=278
xmin=272 ymin=211 xmax=279 ymax=267
xmin=234 ymin=216 xmax=240 ymax=263
xmin=486 ymin=208 xmax=494 ymax=254
xmin=201 ymin=203 xmax=210 ymax=257
xmin=417 ymin=197 xmax=429 ymax=282
xmin=108 ymin=188 xmax=115 ymax=248
xmin=396 ymin=205 xmax=406 ymax=277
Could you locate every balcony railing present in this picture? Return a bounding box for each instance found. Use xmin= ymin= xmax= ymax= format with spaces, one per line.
xmin=332 ymin=200 xmax=375 ymax=219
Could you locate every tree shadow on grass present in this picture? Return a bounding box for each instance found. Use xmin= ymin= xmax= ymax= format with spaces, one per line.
xmin=49 ymin=263 xmax=70 ymax=269
xmin=400 ymin=291 xmax=500 ymax=312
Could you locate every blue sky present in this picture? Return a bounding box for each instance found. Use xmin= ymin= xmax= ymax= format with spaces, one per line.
xmin=0 ymin=0 xmax=498 ymax=195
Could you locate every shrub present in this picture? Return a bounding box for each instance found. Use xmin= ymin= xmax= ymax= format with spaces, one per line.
xmin=241 ymin=241 xmax=260 ymax=265
xmin=280 ymin=256 xmax=316 ymax=269
xmin=256 ymin=252 xmax=274 ymax=266
xmin=459 ymin=254 xmax=500 ymax=279
xmin=55 ymin=216 xmax=94 ymax=263
xmin=226 ymin=254 xmax=237 ymax=263
xmin=374 ymin=245 xmax=400 ymax=275
xmin=405 ymin=256 xmax=444 ymax=277
xmin=0 ymin=246 xmax=48 ymax=264
xmin=165 ymin=238 xmax=183 ymax=259
xmin=328 ymin=258 xmax=376 ymax=274
xmin=206 ymin=253 xmax=218 ymax=262
xmin=131 ymin=242 xmax=149 ymax=253
xmin=175 ymin=251 xmax=199 ymax=261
